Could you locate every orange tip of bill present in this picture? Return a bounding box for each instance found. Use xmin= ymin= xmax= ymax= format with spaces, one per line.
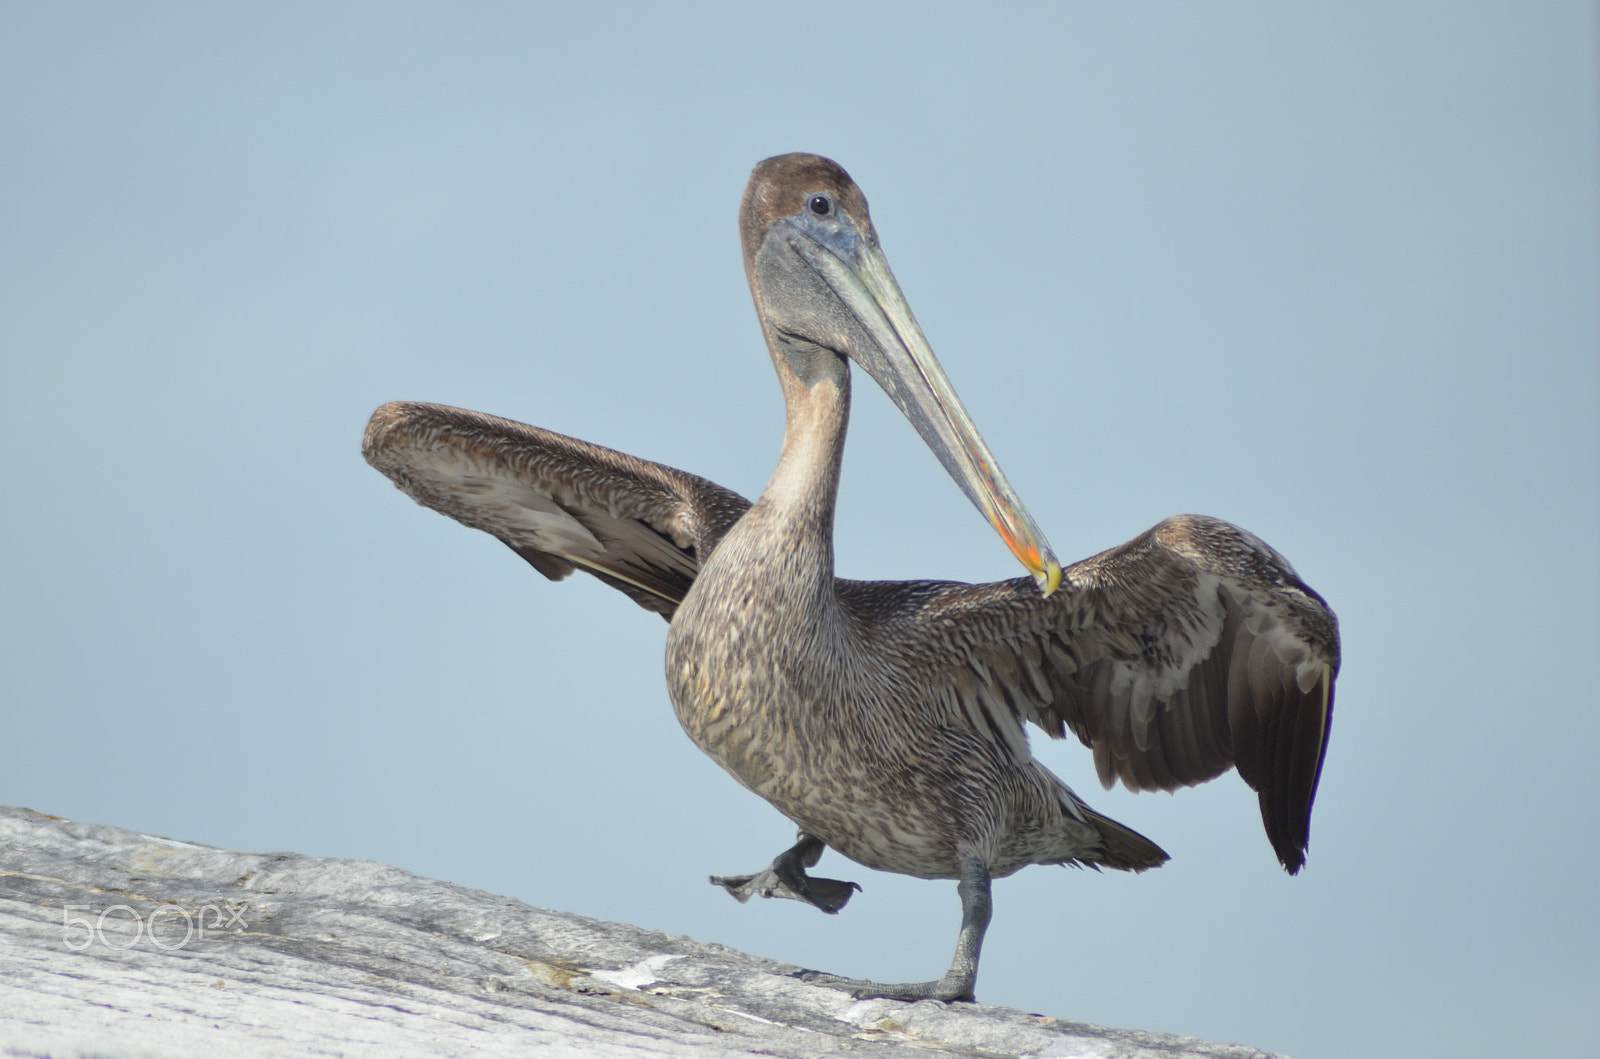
xmin=999 ymin=523 xmax=1061 ymax=597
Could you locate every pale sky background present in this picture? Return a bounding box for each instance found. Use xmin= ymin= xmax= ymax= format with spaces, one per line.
xmin=2 ymin=4 xmax=1596 ymax=1058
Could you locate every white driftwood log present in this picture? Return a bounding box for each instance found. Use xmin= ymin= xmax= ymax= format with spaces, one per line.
xmin=0 ymin=806 xmax=1283 ymax=1058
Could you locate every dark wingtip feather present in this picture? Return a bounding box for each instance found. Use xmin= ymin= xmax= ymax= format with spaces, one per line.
xmin=1260 ymin=665 xmax=1335 ymax=874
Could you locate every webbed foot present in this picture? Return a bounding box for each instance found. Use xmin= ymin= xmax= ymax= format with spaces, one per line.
xmin=793 ymin=969 xmax=975 ymax=1002
xmin=711 ymin=867 xmax=861 ymax=914
xmin=789 ymin=853 xmax=993 ymax=1005
xmin=709 ymin=832 xmax=861 ymax=915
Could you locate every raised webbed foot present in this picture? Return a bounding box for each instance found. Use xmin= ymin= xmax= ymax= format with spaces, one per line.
xmin=710 ymin=867 xmax=861 ymax=914
xmin=709 ymin=832 xmax=861 ymax=915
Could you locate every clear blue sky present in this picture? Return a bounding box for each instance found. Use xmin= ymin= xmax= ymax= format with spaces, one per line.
xmin=3 ymin=4 xmax=1595 ymax=1057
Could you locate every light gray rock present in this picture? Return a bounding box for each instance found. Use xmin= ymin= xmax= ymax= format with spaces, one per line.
xmin=0 ymin=807 xmax=1283 ymax=1058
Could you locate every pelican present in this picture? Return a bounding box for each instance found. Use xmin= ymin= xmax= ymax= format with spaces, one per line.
xmin=363 ymin=153 xmax=1339 ymax=1002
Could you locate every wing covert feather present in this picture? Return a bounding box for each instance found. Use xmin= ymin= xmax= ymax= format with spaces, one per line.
xmin=362 ymin=401 xmax=752 ymax=618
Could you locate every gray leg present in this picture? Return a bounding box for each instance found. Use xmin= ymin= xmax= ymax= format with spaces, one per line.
xmin=799 ymin=854 xmax=991 ymax=1002
xmin=711 ymin=831 xmax=861 ymax=915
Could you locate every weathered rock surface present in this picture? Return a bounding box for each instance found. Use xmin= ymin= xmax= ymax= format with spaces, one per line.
xmin=0 ymin=807 xmax=1283 ymax=1058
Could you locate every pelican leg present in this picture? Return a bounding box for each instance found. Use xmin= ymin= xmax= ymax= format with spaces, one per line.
xmin=710 ymin=831 xmax=861 ymax=915
xmin=798 ymin=854 xmax=991 ymax=1003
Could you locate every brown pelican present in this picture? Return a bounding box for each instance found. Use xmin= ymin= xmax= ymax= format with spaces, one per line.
xmin=363 ymin=153 xmax=1339 ymax=1002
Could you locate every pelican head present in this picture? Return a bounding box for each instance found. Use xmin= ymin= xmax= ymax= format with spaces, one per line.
xmin=740 ymin=153 xmax=1061 ymax=595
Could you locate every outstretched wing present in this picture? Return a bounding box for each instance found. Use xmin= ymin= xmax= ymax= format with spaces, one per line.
xmin=362 ymin=401 xmax=752 ymax=619
xmin=905 ymin=514 xmax=1339 ymax=873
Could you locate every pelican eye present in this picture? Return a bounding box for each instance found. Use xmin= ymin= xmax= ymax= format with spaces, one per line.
xmin=807 ymin=193 xmax=834 ymax=217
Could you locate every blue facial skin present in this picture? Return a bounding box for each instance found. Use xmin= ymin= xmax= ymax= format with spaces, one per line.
xmin=758 ymin=192 xmax=879 ymax=390
xmin=786 ymin=190 xmax=872 ymax=272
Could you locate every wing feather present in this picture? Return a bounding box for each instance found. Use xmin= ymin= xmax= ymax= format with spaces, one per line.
xmin=883 ymin=514 xmax=1339 ymax=873
xmin=362 ymin=401 xmax=752 ymax=619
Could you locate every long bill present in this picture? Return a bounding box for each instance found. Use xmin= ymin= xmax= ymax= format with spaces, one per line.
xmin=797 ymin=234 xmax=1063 ymax=596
